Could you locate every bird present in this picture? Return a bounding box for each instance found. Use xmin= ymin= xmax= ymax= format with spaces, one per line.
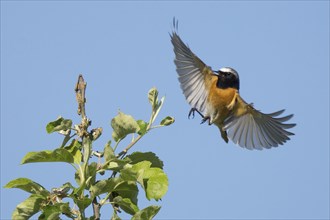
xmin=170 ymin=19 xmax=296 ymax=150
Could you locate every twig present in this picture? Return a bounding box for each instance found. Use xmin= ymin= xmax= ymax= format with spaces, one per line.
xmin=92 ymin=197 xmax=101 ymax=220
xmin=74 ymin=75 xmax=94 ymax=219
xmin=75 ymin=74 xmax=87 ymax=118
xmin=115 ymin=101 xmax=155 ymax=158
xmin=116 ymin=135 xmax=143 ymax=158
xmin=75 ymin=75 xmax=90 ymax=138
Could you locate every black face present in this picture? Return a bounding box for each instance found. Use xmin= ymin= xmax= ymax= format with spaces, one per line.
xmin=215 ymin=68 xmax=240 ymax=90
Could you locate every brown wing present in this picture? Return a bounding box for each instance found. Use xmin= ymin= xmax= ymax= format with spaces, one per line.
xmin=224 ymin=95 xmax=296 ymax=150
xmin=170 ymin=28 xmax=214 ymax=115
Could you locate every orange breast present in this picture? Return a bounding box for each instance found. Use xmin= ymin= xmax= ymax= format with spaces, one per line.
xmin=207 ymin=77 xmax=237 ymax=124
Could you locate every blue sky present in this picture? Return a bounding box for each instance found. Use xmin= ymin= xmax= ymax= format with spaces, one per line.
xmin=1 ymin=1 xmax=329 ymax=219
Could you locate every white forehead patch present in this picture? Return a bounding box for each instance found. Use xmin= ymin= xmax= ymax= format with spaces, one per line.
xmin=219 ymin=67 xmax=239 ymax=77
xmin=219 ymin=67 xmax=233 ymax=72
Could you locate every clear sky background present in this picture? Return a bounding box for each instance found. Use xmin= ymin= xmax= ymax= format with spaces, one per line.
xmin=1 ymin=1 xmax=329 ymax=219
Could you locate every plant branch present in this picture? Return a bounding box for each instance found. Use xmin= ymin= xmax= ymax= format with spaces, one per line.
xmin=116 ymin=135 xmax=143 ymax=158
xmin=113 ymin=138 xmax=122 ymax=152
xmin=150 ymin=125 xmax=165 ymax=130
xmin=92 ymin=197 xmax=101 ymax=220
xmin=115 ymin=100 xmax=159 ymax=158
xmin=75 ymin=74 xmax=87 ymax=118
xmin=74 ymin=75 xmax=94 ymax=219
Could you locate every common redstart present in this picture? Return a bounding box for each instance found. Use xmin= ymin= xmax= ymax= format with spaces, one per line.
xmin=170 ymin=19 xmax=296 ymax=150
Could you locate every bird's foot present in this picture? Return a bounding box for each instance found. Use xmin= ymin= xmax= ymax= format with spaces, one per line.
xmin=200 ymin=116 xmax=210 ymax=125
xmin=188 ymin=108 xmax=196 ymax=119
xmin=188 ymin=108 xmax=204 ymax=119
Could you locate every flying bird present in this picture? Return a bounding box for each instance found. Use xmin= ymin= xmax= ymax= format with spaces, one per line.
xmin=170 ymin=19 xmax=296 ymax=150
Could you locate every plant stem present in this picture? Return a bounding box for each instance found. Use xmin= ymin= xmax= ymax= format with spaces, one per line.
xmin=150 ymin=125 xmax=164 ymax=130
xmin=116 ymin=135 xmax=143 ymax=158
xmin=92 ymin=197 xmax=101 ymax=220
xmin=113 ymin=138 xmax=122 ymax=152
xmin=75 ymin=75 xmax=93 ymax=219
xmin=75 ymin=74 xmax=87 ymax=118
xmin=115 ymin=103 xmax=158 ymax=158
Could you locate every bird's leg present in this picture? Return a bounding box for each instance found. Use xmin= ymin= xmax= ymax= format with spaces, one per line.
xmin=188 ymin=108 xmax=204 ymax=119
xmin=188 ymin=108 xmax=211 ymax=125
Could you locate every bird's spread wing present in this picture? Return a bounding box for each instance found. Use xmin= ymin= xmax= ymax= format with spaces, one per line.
xmin=224 ymin=95 xmax=296 ymax=150
xmin=170 ymin=30 xmax=214 ymax=115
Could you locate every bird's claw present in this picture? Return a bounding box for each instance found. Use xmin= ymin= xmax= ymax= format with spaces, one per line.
xmin=201 ymin=117 xmax=210 ymax=125
xmin=188 ymin=108 xmax=196 ymax=119
xmin=188 ymin=108 xmax=210 ymax=124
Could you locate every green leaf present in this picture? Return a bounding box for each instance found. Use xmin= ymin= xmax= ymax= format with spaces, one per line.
xmin=71 ymin=182 xmax=85 ymax=197
xmin=160 ymin=116 xmax=175 ymax=126
xmin=123 ymin=161 xmax=168 ymax=201
xmin=90 ymin=177 xmax=124 ymax=198
xmin=60 ymin=131 xmax=72 ymax=148
xmin=82 ymin=137 xmax=92 ymax=165
xmin=39 ymin=202 xmax=73 ymax=220
xmin=51 ymin=182 xmax=72 ymax=196
xmin=144 ymin=168 xmax=168 ymax=201
xmin=75 ymin=162 xmax=97 ymax=189
xmin=21 ymin=149 xmax=74 ymax=164
xmin=129 ymin=161 xmax=152 ymax=188
xmin=115 ymin=181 xmax=139 ymax=205
xmin=136 ymin=120 xmax=148 ymax=135
xmin=111 ymin=111 xmax=140 ymax=142
xmin=131 ymin=205 xmax=161 ymax=220
xmin=4 ymin=178 xmax=49 ymax=197
xmin=103 ymin=142 xmax=130 ymax=172
xmin=153 ymin=96 xmax=165 ymax=122
xmin=130 ymin=161 xmax=152 ymax=173
xmin=126 ymin=152 xmax=164 ymax=169
xmin=119 ymin=164 xmax=138 ymax=182
xmin=46 ymin=116 xmax=72 ymax=134
xmin=113 ymin=196 xmax=139 ymax=215
xmin=12 ymin=194 xmax=45 ymax=220
xmin=86 ymin=162 xmax=98 ymax=187
xmin=104 ymin=141 xmax=115 ymax=162
xmin=64 ymin=139 xmax=82 ymax=164
xmin=106 ymin=159 xmax=129 ymax=172
xmin=148 ymin=87 xmax=158 ymax=109
xmin=148 ymin=88 xmax=167 ymax=125
xmin=72 ymin=195 xmax=92 ymax=211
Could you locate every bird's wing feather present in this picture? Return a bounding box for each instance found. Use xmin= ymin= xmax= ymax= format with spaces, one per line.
xmin=224 ymin=95 xmax=296 ymax=150
xmin=171 ymin=31 xmax=214 ymax=114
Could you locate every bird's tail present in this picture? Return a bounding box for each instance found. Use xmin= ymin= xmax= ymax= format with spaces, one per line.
xmin=216 ymin=125 xmax=229 ymax=143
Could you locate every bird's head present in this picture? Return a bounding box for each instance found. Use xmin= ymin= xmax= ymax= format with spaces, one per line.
xmin=214 ymin=67 xmax=240 ymax=90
